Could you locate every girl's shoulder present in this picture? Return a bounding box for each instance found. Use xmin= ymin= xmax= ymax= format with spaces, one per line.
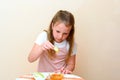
xmin=34 ymin=31 xmax=48 ymax=45
xmin=40 ymin=30 xmax=48 ymax=35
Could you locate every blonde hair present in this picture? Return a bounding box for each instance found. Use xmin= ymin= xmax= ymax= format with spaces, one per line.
xmin=46 ymin=10 xmax=75 ymax=60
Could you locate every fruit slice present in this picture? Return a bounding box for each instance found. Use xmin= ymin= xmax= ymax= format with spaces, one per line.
xmin=33 ymin=72 xmax=44 ymax=78
xmin=54 ymin=46 xmax=59 ymax=53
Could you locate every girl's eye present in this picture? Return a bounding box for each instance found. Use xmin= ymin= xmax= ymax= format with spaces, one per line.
xmin=63 ymin=33 xmax=68 ymax=35
xmin=56 ymin=30 xmax=60 ymax=33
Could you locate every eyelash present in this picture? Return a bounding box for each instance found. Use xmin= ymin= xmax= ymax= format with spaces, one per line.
xmin=56 ymin=31 xmax=68 ymax=35
xmin=56 ymin=31 xmax=60 ymax=33
xmin=64 ymin=33 xmax=68 ymax=35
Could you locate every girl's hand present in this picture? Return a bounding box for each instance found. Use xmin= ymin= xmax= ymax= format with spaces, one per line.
xmin=56 ymin=67 xmax=72 ymax=74
xmin=56 ymin=55 xmax=75 ymax=74
xmin=61 ymin=69 xmax=72 ymax=74
xmin=41 ymin=41 xmax=54 ymax=51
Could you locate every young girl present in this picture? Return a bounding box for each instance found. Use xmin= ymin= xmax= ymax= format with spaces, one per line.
xmin=28 ymin=10 xmax=77 ymax=74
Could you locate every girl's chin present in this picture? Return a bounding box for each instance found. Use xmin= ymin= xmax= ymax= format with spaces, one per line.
xmin=55 ymin=40 xmax=63 ymax=43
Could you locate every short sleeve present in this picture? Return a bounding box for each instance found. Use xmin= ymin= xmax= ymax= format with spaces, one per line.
xmin=34 ymin=31 xmax=48 ymax=45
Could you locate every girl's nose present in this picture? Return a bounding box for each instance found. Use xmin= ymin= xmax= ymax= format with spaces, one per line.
xmin=58 ymin=34 xmax=63 ymax=39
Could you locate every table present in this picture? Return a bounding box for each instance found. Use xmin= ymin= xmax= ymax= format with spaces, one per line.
xmin=16 ymin=72 xmax=84 ymax=80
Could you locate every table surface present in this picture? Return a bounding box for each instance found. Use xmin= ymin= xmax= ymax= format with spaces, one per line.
xmin=16 ymin=72 xmax=84 ymax=80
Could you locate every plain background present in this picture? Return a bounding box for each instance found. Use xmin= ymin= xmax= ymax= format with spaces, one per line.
xmin=0 ymin=0 xmax=120 ymax=80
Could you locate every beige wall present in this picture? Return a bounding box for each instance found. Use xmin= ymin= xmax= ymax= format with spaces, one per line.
xmin=0 ymin=0 xmax=120 ymax=80
xmin=74 ymin=0 xmax=120 ymax=80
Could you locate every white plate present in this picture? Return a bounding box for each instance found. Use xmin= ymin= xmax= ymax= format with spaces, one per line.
xmin=64 ymin=74 xmax=80 ymax=78
xmin=33 ymin=72 xmax=80 ymax=80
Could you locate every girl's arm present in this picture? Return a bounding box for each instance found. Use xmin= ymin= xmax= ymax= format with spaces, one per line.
xmin=66 ymin=55 xmax=76 ymax=71
xmin=61 ymin=55 xmax=76 ymax=74
xmin=28 ymin=43 xmax=44 ymax=63
xmin=28 ymin=41 xmax=54 ymax=63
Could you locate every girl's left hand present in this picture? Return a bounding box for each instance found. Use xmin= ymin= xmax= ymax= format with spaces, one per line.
xmin=61 ymin=69 xmax=72 ymax=74
xmin=56 ymin=67 xmax=72 ymax=74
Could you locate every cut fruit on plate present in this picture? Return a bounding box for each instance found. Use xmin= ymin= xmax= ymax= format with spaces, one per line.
xmin=32 ymin=72 xmax=45 ymax=80
xmin=48 ymin=73 xmax=63 ymax=80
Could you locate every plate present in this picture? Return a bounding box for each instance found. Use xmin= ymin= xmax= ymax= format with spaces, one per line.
xmin=33 ymin=72 xmax=81 ymax=80
xmin=64 ymin=74 xmax=80 ymax=78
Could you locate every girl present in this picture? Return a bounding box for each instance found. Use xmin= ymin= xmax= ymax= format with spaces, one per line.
xmin=28 ymin=10 xmax=77 ymax=74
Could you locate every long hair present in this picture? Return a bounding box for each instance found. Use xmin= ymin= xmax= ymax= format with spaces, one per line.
xmin=46 ymin=10 xmax=75 ymax=59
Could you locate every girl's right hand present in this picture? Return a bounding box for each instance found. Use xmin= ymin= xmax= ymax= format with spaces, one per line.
xmin=41 ymin=41 xmax=54 ymax=51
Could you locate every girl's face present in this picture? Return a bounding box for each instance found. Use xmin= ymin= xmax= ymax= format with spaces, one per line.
xmin=52 ymin=22 xmax=72 ymax=43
